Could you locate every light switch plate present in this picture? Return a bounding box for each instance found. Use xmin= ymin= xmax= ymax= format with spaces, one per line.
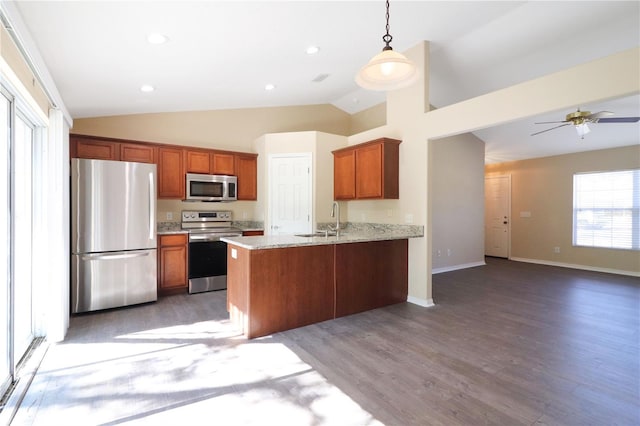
xmin=166 ymin=212 xmax=173 ymax=220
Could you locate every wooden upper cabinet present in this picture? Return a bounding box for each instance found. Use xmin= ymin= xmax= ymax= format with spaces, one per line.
xmin=236 ymin=154 xmax=258 ymax=200
xmin=185 ymin=150 xmax=211 ymax=174
xmin=158 ymin=147 xmax=185 ymax=199
xmin=332 ymin=138 xmax=401 ymax=200
xmin=333 ymin=149 xmax=356 ymax=200
xmin=72 ymin=136 xmax=119 ymax=161
xmin=211 ymin=152 xmax=235 ymax=175
xmin=120 ymin=143 xmax=156 ymax=163
xmin=70 ymin=134 xmax=257 ymax=201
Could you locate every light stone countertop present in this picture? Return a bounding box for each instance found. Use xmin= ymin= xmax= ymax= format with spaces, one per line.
xmin=221 ymin=225 xmax=423 ymax=250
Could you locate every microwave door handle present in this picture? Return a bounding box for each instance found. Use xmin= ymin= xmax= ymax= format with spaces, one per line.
xmin=149 ymin=172 xmax=154 ymax=240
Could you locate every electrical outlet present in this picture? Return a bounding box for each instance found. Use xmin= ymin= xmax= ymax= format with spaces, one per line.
xmin=436 ymin=249 xmax=441 ymax=257
xmin=554 ymin=246 xmax=560 ymax=253
xmin=242 ymin=212 xmax=248 ymax=219
xmin=447 ymin=249 xmax=452 ymax=256
xmin=387 ymin=209 xmax=393 ymax=217
xmin=405 ymin=213 xmax=413 ymax=223
xmin=166 ymin=212 xmax=173 ymax=221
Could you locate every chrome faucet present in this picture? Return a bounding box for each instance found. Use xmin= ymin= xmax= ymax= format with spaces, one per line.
xmin=330 ymin=201 xmax=341 ymax=236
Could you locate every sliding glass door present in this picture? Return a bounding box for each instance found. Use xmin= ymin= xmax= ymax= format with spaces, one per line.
xmin=0 ymin=89 xmax=11 ymax=397
xmin=13 ymin=113 xmax=34 ymax=361
xmin=0 ymin=85 xmax=37 ymax=398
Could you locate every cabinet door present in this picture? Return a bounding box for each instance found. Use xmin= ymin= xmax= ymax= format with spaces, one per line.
xmin=355 ymin=143 xmax=383 ymax=199
xmin=73 ymin=138 xmax=119 ymax=160
xmin=158 ymin=244 xmax=188 ymax=293
xmin=211 ymin=152 xmax=235 ymax=175
xmin=158 ymin=147 xmax=185 ymax=199
xmin=185 ymin=150 xmax=211 ymax=173
xmin=120 ymin=143 xmax=156 ymax=164
xmin=236 ymin=155 xmax=257 ymax=200
xmin=333 ymin=149 xmax=356 ymax=200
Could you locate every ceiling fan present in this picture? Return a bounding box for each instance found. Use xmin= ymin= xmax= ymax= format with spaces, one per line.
xmin=531 ymin=108 xmax=640 ymax=139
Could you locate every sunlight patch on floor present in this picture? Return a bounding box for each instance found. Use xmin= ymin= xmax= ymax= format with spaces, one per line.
xmin=14 ymin=325 xmax=382 ymax=425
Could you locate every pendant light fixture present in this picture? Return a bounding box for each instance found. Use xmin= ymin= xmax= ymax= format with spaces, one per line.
xmin=356 ymin=0 xmax=418 ymax=91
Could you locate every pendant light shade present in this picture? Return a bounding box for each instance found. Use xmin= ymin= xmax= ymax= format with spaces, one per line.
xmin=356 ymin=49 xmax=418 ymax=91
xmin=355 ymin=0 xmax=418 ymax=91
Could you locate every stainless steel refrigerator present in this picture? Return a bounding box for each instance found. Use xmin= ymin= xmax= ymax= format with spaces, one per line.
xmin=71 ymin=158 xmax=158 ymax=313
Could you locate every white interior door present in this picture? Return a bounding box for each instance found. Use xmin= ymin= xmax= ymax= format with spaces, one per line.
xmin=485 ymin=175 xmax=511 ymax=258
xmin=269 ymin=154 xmax=312 ymax=235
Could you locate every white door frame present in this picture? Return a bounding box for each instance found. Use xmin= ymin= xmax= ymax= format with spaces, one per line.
xmin=266 ymin=152 xmax=313 ymax=235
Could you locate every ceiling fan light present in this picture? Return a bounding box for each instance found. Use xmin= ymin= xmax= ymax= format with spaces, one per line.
xmin=575 ymin=122 xmax=590 ymax=138
xmin=356 ymin=49 xmax=418 ymax=91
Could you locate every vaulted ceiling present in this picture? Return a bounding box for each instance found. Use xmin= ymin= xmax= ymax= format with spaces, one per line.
xmin=12 ymin=1 xmax=640 ymax=163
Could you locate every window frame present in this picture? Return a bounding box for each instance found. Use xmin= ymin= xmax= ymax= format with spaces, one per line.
xmin=572 ymin=169 xmax=640 ymax=251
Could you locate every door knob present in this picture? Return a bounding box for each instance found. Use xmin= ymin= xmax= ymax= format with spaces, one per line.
xmin=503 ymin=221 xmax=508 ymax=224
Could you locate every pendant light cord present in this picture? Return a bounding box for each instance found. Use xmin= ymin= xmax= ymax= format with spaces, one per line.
xmin=382 ymin=0 xmax=393 ymax=51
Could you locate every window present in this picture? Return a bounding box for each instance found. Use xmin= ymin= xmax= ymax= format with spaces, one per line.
xmin=573 ymin=169 xmax=640 ymax=250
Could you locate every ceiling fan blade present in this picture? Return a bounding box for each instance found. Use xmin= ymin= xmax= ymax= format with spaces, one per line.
xmin=534 ymin=120 xmax=569 ymax=125
xmin=586 ymin=110 xmax=614 ymax=120
xmin=595 ymin=116 xmax=640 ymax=123
xmin=531 ymin=123 xmax=571 ymax=136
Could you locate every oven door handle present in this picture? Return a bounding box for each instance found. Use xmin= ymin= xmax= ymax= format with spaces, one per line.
xmin=189 ymin=233 xmax=241 ymax=242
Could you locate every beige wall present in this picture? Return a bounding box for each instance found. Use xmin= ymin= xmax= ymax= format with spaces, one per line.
xmin=0 ymin=24 xmax=50 ymax=120
xmin=350 ymin=102 xmax=386 ymax=135
xmin=432 ymin=133 xmax=486 ymax=271
xmin=253 ymin=131 xmax=347 ymax=233
xmin=485 ymin=145 xmax=640 ymax=275
xmin=73 ymin=105 xmax=352 ymax=223
xmin=72 ymin=104 xmax=351 ymax=152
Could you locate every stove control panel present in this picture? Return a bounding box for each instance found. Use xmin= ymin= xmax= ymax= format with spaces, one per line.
xmin=182 ymin=210 xmax=233 ymax=222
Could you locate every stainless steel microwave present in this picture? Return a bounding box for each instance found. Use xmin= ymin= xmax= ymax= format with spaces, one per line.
xmin=185 ymin=173 xmax=237 ymax=202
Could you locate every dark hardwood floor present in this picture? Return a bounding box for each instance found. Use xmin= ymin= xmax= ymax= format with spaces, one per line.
xmin=13 ymin=257 xmax=640 ymax=425
xmin=276 ymin=257 xmax=640 ymax=425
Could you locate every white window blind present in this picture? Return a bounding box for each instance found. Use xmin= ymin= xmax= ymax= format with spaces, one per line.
xmin=573 ymin=169 xmax=640 ymax=250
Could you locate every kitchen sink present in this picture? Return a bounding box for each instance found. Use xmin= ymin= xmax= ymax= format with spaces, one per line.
xmin=295 ymin=231 xmax=338 ymax=237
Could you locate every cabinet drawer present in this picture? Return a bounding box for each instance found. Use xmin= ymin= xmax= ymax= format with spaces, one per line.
xmin=159 ymin=234 xmax=187 ymax=246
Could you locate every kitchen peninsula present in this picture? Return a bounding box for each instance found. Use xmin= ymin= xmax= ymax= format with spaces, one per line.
xmin=222 ymin=225 xmax=423 ymax=338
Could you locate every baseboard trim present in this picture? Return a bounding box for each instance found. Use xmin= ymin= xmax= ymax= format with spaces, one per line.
xmin=432 ymin=261 xmax=486 ymax=275
xmin=509 ymin=257 xmax=640 ymax=277
xmin=407 ymin=296 xmax=435 ymax=307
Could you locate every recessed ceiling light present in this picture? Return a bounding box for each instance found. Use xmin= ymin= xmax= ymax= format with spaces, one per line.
xmin=306 ymin=46 xmax=320 ymax=55
xmin=140 ymin=85 xmax=155 ymax=92
xmin=264 ymin=84 xmax=276 ymax=91
xmin=147 ymin=33 xmax=168 ymax=44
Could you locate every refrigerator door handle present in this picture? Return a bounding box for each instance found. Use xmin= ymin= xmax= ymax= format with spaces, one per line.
xmin=149 ymin=172 xmax=155 ymax=240
xmin=81 ymin=252 xmax=150 ymax=261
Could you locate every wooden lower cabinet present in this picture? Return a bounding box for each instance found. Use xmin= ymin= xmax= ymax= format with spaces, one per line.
xmin=158 ymin=234 xmax=188 ymax=295
xmin=335 ymin=240 xmax=408 ymax=317
xmin=227 ymin=239 xmax=408 ymax=338
xmin=228 ymin=244 xmax=334 ymax=338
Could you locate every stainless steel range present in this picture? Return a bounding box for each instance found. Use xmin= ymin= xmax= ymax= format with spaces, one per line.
xmin=181 ymin=210 xmax=242 ymax=294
